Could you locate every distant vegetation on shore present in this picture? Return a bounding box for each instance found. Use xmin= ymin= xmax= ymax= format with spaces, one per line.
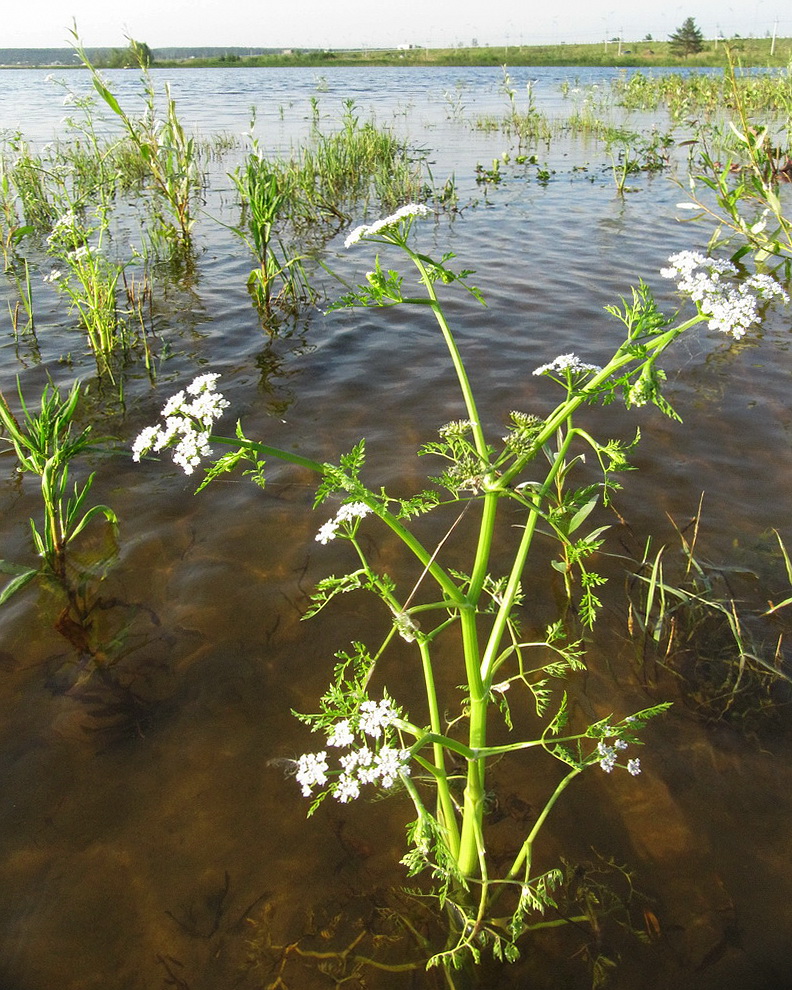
xmin=2 ymin=35 xmax=791 ymax=70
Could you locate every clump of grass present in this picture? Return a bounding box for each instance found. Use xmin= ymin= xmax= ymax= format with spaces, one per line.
xmin=602 ymin=126 xmax=673 ymax=192
xmin=230 ymin=152 xmax=317 ymax=322
xmin=277 ymin=101 xmax=429 ymax=220
xmin=227 ymin=101 xmax=441 ymax=325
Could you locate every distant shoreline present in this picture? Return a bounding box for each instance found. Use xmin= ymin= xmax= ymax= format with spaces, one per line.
xmin=1 ymin=37 xmax=791 ymax=70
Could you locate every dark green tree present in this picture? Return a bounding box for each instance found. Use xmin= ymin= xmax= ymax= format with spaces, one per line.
xmin=668 ymin=17 xmax=705 ymax=57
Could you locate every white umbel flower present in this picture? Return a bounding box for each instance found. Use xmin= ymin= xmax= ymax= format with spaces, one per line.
xmin=344 ymin=203 xmax=431 ymax=248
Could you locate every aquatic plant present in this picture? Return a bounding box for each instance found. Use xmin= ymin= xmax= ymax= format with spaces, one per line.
xmin=230 ymin=149 xmax=317 ymax=322
xmin=70 ymin=28 xmax=200 ymax=253
xmin=0 ymin=379 xmax=117 ymax=600
xmin=277 ymin=102 xmax=429 ymax=219
xmin=44 ymin=210 xmax=128 ymax=377
xmin=602 ymin=126 xmax=673 ymax=193
xmin=131 ymin=207 xmax=788 ymax=980
xmin=612 ymin=60 xmax=792 ymax=119
xmin=475 ymin=67 xmax=552 ymax=147
xmin=6 ymin=258 xmax=34 ymax=336
xmin=8 ymin=141 xmax=56 ymax=232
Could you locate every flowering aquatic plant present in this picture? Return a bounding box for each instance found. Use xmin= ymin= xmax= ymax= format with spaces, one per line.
xmin=132 ymin=208 xmax=788 ymax=974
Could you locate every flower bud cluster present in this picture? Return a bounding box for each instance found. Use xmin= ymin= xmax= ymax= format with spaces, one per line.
xmin=296 ymin=696 xmax=411 ymax=804
xmin=131 ymin=374 xmax=229 ymax=475
xmin=661 ymin=250 xmax=788 ymax=339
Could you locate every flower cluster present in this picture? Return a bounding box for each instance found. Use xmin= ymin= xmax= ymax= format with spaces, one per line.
xmin=344 ymin=203 xmax=431 ymax=249
xmin=315 ymin=501 xmax=373 ymax=544
xmin=295 ymin=751 xmax=328 ymax=796
xmin=533 ymin=353 xmax=603 ymax=378
xmin=131 ymin=374 xmax=229 ymax=475
xmin=597 ymin=739 xmax=640 ymax=775
xmin=661 ymin=250 xmax=788 ymax=339
xmin=296 ymin=695 xmax=411 ymax=804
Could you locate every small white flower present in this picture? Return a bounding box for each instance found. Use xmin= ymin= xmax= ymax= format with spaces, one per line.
xmin=334 ymin=772 xmax=361 ymax=802
xmin=359 ymin=698 xmax=398 ymax=738
xmin=131 ymin=425 xmax=161 ymax=462
xmin=315 ymin=520 xmax=339 ymax=544
xmin=375 ymin=745 xmax=411 ymax=787
xmin=172 ymin=428 xmax=213 ymax=475
xmin=187 ymin=373 xmax=222 ymax=395
xmin=393 ymin=611 xmax=419 ymax=643
xmin=627 ymin=758 xmax=642 ymax=776
xmin=344 ymin=224 xmax=369 ymax=249
xmin=335 ymin=501 xmax=372 ymax=522
xmin=130 ymin=375 xmax=229 ymax=475
xmin=597 ymin=740 xmax=617 ymax=773
xmin=161 ymin=390 xmax=186 ymax=418
xmin=43 ymin=269 xmax=63 ymax=284
xmin=661 ymin=251 xmax=788 ymax=339
xmin=316 ymin=502 xmax=371 ymax=544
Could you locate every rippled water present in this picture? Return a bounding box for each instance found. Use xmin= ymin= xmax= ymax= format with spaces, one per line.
xmin=1 ymin=66 xmax=792 ymax=990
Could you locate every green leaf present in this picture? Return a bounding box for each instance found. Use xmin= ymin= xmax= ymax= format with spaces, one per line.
xmin=0 ymin=560 xmax=38 ymax=605
xmin=92 ymin=78 xmax=123 ymax=117
xmin=567 ymin=496 xmax=599 ymax=535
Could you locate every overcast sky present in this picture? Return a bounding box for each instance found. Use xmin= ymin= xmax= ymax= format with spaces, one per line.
xmin=2 ymin=0 xmax=788 ymax=50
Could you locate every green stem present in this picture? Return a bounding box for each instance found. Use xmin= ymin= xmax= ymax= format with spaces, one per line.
xmin=418 ymin=639 xmax=460 ymax=857
xmin=457 ymin=605 xmax=486 ymax=878
xmin=406 ymin=250 xmax=488 ymax=462
xmin=506 ymin=767 xmax=583 ymax=884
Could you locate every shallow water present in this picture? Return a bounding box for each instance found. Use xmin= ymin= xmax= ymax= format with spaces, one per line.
xmin=1 ymin=65 xmax=792 ymax=990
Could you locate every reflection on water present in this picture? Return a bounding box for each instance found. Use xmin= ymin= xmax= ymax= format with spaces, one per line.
xmin=1 ymin=66 xmax=792 ymax=989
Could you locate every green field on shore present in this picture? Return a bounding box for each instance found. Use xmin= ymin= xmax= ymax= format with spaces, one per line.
xmin=163 ymin=37 xmax=792 ymax=69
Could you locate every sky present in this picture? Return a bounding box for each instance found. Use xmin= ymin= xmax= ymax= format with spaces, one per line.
xmin=1 ymin=0 xmax=789 ymax=50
